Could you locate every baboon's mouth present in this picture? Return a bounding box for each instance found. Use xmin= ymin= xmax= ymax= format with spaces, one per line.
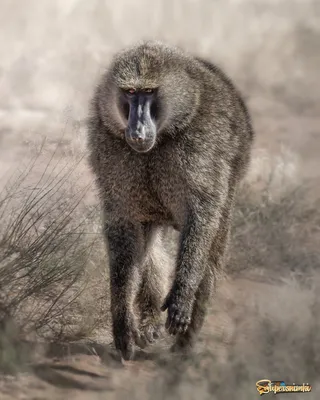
xmin=125 ymin=136 xmax=156 ymax=153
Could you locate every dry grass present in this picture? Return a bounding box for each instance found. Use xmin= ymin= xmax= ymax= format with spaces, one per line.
xmin=231 ymin=180 xmax=320 ymax=282
xmin=0 ymin=146 xmax=110 ymax=373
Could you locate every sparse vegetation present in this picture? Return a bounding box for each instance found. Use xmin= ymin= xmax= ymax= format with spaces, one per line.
xmin=231 ymin=180 xmax=320 ymax=282
xmin=0 ymin=149 xmax=110 ymax=374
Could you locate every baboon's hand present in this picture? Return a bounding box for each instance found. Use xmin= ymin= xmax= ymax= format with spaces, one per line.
xmin=161 ymin=287 xmax=194 ymax=335
xmin=114 ymin=314 xmax=146 ymax=361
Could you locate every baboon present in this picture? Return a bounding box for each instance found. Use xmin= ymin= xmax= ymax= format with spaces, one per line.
xmin=87 ymin=40 xmax=254 ymax=360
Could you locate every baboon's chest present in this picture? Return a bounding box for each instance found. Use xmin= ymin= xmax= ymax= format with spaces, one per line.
xmin=105 ymin=151 xmax=185 ymax=226
xmin=121 ymin=178 xmax=171 ymax=222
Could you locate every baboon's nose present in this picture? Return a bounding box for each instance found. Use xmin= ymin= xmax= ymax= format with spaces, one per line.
xmin=125 ymin=122 xmax=156 ymax=153
xmin=129 ymin=123 xmax=146 ymax=142
xmin=131 ymin=132 xmax=144 ymax=142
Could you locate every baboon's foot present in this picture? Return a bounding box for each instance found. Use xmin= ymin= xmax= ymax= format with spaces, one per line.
xmin=113 ymin=314 xmax=146 ymax=361
xmin=139 ymin=313 xmax=163 ymax=345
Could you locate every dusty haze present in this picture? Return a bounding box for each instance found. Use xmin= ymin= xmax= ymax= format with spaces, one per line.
xmin=0 ymin=0 xmax=320 ymax=399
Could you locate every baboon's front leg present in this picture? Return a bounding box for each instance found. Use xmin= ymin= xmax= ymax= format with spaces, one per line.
xmin=169 ymin=193 xmax=235 ymax=352
xmin=172 ymin=222 xmax=230 ymax=352
xmin=161 ymin=196 xmax=226 ymax=336
xmin=171 ymin=267 xmax=214 ymax=353
xmin=105 ymin=221 xmax=145 ymax=360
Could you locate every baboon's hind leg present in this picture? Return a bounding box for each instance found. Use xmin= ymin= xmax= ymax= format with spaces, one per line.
xmin=136 ymin=225 xmax=167 ymax=345
xmin=138 ymin=258 xmax=164 ymax=344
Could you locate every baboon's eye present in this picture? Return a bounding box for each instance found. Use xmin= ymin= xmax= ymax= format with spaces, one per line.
xmin=144 ymin=88 xmax=154 ymax=94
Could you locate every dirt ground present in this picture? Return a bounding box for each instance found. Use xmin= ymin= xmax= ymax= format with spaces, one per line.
xmin=1 ymin=274 xmax=319 ymax=399
xmin=0 ymin=278 xmax=303 ymax=399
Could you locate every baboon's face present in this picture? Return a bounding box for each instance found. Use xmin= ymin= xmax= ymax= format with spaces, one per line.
xmin=105 ymin=42 xmax=199 ymax=152
xmin=119 ymin=87 xmax=159 ymax=153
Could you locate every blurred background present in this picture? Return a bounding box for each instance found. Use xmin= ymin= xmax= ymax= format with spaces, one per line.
xmin=0 ymin=1 xmax=320 ymax=399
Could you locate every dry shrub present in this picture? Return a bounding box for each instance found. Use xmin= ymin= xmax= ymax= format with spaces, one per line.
xmin=0 ymin=147 xmax=108 ymax=348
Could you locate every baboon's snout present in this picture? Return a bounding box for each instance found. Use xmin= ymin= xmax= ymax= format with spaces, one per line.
xmin=125 ymin=124 xmax=156 ymax=153
xmin=125 ymin=97 xmax=157 ymax=153
xmin=127 ymin=121 xmax=146 ymax=143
